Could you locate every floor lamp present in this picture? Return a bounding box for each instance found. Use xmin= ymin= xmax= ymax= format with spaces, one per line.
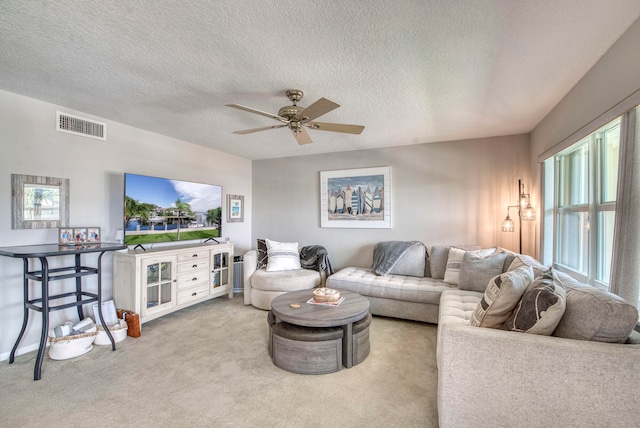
xmin=501 ymin=179 xmax=536 ymax=254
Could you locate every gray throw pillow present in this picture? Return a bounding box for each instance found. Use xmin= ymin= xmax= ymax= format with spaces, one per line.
xmin=502 ymin=269 xmax=566 ymax=335
xmin=444 ymin=247 xmax=496 ymax=285
xmin=458 ymin=250 xmax=507 ymax=292
xmin=552 ymin=271 xmax=639 ymax=343
xmin=429 ymin=246 xmax=450 ymax=279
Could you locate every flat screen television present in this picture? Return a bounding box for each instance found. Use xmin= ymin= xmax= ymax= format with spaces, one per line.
xmin=123 ymin=173 xmax=222 ymax=246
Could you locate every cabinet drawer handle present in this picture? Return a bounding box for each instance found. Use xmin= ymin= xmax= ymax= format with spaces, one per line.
xmin=192 ymin=254 xmax=198 ymax=258
xmin=192 ymin=292 xmax=197 ymax=296
xmin=192 ymin=277 xmax=197 ymax=281
xmin=192 ymin=264 xmax=198 ymax=268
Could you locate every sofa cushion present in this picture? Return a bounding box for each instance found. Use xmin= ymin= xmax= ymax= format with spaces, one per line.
xmin=429 ymin=245 xmax=480 ymax=279
xmin=458 ymin=250 xmax=507 ymax=292
xmin=470 ymin=265 xmax=534 ymax=328
xmin=251 ymin=268 xmax=321 ymax=292
xmin=389 ymin=243 xmax=426 ymax=277
xmin=508 ymin=254 xmax=549 ymax=278
xmin=444 ymin=247 xmax=496 ymax=285
xmin=265 ymin=239 xmax=301 ymax=272
xmin=256 ymin=238 xmax=269 ymax=269
xmin=326 ymin=266 xmax=451 ymax=305
xmin=552 ymin=271 xmax=639 ymax=343
xmin=502 ymin=269 xmax=566 ymax=335
xmin=372 ymin=241 xmax=426 ymax=277
xmin=429 ymin=246 xmax=450 ymax=279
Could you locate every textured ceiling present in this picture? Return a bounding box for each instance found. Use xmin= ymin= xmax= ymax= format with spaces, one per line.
xmin=1 ymin=1 xmax=639 ymax=160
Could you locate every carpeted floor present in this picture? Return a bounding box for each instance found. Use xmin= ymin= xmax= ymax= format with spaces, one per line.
xmin=0 ymin=296 xmax=439 ymax=427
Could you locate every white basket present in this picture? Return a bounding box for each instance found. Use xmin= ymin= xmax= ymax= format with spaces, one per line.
xmin=48 ymin=330 xmax=97 ymax=360
xmin=95 ymin=320 xmax=128 ymax=345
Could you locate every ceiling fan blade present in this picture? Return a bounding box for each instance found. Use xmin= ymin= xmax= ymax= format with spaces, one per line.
xmin=295 ymin=98 xmax=340 ymax=123
xmin=292 ymin=127 xmax=312 ymax=145
xmin=225 ymin=104 xmax=286 ymax=122
xmin=233 ymin=124 xmax=287 ymax=135
xmin=307 ymin=122 xmax=365 ymax=135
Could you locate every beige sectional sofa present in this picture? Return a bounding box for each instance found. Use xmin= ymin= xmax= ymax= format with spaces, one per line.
xmin=438 ymin=288 xmax=640 ymax=427
xmin=327 ymin=242 xmax=640 ymax=428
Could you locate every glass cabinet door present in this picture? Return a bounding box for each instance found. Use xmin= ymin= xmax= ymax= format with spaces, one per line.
xmin=212 ymin=251 xmax=229 ymax=288
xmin=142 ymin=257 xmax=175 ymax=315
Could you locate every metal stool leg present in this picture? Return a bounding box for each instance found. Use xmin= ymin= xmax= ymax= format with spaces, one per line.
xmin=10 ymin=258 xmax=31 ymax=364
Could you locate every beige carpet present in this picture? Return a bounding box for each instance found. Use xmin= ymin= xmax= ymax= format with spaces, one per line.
xmin=0 ymin=296 xmax=439 ymax=427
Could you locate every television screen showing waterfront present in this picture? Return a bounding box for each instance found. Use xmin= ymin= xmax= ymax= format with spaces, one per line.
xmin=124 ymin=173 xmax=222 ymax=246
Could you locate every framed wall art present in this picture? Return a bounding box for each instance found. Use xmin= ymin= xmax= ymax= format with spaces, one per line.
xmin=12 ymin=174 xmax=70 ymax=229
xmin=227 ymin=194 xmax=244 ymax=223
xmin=320 ymin=166 xmax=391 ymax=228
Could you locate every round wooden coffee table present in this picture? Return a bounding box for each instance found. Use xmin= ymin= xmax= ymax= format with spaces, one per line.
xmin=270 ymin=289 xmax=370 ymax=371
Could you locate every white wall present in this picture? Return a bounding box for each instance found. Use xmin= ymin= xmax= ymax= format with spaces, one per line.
xmin=531 ymin=17 xmax=640 ymax=258
xmin=252 ymin=134 xmax=532 ymax=271
xmin=0 ymin=89 xmax=252 ymax=360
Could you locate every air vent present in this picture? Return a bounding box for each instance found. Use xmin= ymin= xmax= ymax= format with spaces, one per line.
xmin=56 ymin=111 xmax=107 ymax=140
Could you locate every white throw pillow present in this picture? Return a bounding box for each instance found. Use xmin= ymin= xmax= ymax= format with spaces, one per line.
xmin=444 ymin=247 xmax=496 ymax=285
xmin=265 ymin=239 xmax=301 ymax=272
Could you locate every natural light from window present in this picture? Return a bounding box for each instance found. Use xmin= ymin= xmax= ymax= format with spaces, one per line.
xmin=549 ymin=118 xmax=620 ymax=289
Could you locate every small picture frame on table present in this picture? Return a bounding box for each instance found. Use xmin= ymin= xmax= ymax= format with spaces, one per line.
xmin=86 ymin=227 xmax=101 ymax=243
xmin=59 ymin=228 xmax=74 ymax=244
xmin=59 ymin=227 xmax=100 ymax=245
xmin=72 ymin=228 xmax=87 ymax=243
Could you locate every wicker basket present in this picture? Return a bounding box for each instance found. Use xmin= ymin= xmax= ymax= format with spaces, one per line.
xmin=95 ymin=319 xmax=128 ymax=345
xmin=48 ymin=330 xmax=98 ymax=360
xmin=312 ymin=287 xmax=341 ymax=303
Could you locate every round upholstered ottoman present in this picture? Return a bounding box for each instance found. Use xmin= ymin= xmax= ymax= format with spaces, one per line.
xmin=249 ymin=268 xmax=321 ymax=310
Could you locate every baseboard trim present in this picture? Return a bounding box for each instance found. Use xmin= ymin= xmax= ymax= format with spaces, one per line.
xmin=0 ymin=342 xmax=42 ymax=362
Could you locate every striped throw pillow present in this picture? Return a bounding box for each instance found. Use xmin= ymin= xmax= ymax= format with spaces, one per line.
xmin=265 ymin=239 xmax=301 ymax=272
xmin=470 ymin=265 xmax=534 ymax=328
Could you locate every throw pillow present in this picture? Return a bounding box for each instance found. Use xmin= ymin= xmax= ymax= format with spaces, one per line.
xmin=265 ymin=239 xmax=301 ymax=272
xmin=470 ymin=265 xmax=534 ymax=328
xmin=429 ymin=245 xmax=480 ymax=279
xmin=256 ymin=238 xmax=268 ymax=269
xmin=444 ymin=247 xmax=496 ymax=285
xmin=502 ymin=252 xmax=517 ymax=273
xmin=552 ymin=271 xmax=639 ymax=343
xmin=458 ymin=250 xmax=508 ymax=292
xmin=507 ymin=254 xmax=549 ymax=278
xmin=502 ymin=269 xmax=567 ymax=335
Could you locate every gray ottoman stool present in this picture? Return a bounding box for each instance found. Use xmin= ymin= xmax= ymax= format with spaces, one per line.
xmin=271 ymin=321 xmax=344 ymax=375
xmin=352 ymin=312 xmax=372 ymax=366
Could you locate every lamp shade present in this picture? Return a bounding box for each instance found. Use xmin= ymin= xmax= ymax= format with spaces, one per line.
xmin=521 ymin=204 xmax=536 ymax=221
xmin=502 ymin=215 xmax=515 ymax=232
xmin=114 ymin=229 xmax=124 ymax=244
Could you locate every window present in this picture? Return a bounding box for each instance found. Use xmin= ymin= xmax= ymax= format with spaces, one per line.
xmin=548 ymin=118 xmax=620 ymax=288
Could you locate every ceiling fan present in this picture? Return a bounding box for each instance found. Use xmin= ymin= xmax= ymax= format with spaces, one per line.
xmin=226 ymin=89 xmax=364 ymax=145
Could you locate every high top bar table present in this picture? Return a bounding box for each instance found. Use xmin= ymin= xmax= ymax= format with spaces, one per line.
xmin=0 ymin=242 xmax=126 ymax=380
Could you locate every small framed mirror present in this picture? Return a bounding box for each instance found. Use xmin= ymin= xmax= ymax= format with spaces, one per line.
xmin=11 ymin=174 xmax=69 ymax=229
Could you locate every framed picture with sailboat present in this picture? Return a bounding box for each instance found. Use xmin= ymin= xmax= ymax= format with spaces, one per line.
xmin=320 ymin=166 xmax=391 ymax=228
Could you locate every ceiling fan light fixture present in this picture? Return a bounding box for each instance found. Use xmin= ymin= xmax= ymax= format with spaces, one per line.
xmin=226 ymin=89 xmax=365 ymax=145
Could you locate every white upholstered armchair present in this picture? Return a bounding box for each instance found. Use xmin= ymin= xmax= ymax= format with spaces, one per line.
xmin=242 ymin=250 xmax=322 ymax=309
